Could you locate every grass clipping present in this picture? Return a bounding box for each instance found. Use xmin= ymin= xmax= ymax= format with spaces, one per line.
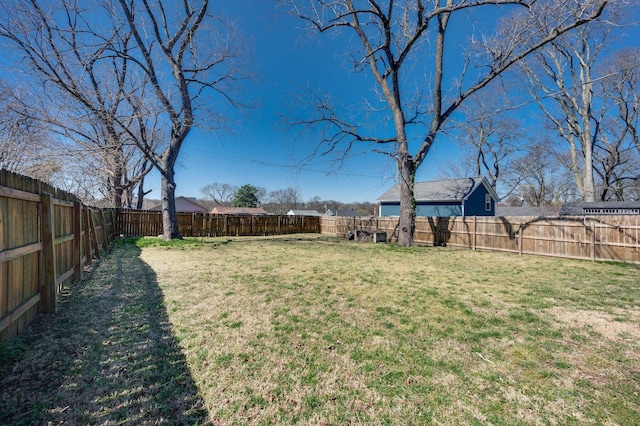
xmin=1 ymin=235 xmax=639 ymax=425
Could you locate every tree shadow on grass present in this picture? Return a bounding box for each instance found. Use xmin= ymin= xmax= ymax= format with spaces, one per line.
xmin=0 ymin=241 xmax=208 ymax=425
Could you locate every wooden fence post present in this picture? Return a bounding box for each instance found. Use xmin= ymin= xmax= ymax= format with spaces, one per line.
xmin=39 ymin=192 xmax=57 ymax=314
xmin=83 ymin=207 xmax=92 ymax=265
xmin=73 ymin=201 xmax=82 ymax=281
xmin=472 ymin=216 xmax=477 ymax=251
xmin=100 ymin=210 xmax=109 ymax=250
xmin=590 ymin=219 xmax=596 ymax=261
xmin=88 ymin=209 xmax=101 ymax=259
xmin=518 ymin=223 xmax=523 ymax=256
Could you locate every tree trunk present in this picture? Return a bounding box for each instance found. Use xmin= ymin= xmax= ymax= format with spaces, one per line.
xmin=582 ymin=143 xmax=595 ymax=202
xmin=397 ymin=154 xmax=416 ymax=247
xmin=112 ymin=171 xmax=124 ymax=208
xmin=161 ymin=151 xmax=182 ymax=240
xmin=136 ymin=176 xmax=147 ymax=210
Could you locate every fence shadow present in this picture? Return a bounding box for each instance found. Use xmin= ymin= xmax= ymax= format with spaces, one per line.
xmin=0 ymin=242 xmax=208 ymax=425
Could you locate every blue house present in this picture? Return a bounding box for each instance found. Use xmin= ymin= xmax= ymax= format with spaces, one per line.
xmin=377 ymin=177 xmax=499 ymax=217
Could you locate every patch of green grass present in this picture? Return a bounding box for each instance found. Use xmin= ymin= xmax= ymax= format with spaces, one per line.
xmin=117 ymin=236 xmax=225 ymax=249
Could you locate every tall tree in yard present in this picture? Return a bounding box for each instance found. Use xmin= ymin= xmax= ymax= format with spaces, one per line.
xmin=0 ymin=0 xmax=245 ymax=237
xmin=116 ymin=0 xmax=245 ymax=239
xmin=286 ymin=0 xmax=609 ymax=246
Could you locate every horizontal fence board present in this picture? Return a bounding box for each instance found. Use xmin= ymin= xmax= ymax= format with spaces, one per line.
xmin=0 ymin=242 xmax=42 ymax=263
xmin=0 ymin=185 xmax=41 ymax=202
xmin=0 ymin=293 xmax=40 ymax=334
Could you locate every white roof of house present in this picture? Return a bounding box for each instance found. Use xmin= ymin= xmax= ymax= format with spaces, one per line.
xmin=287 ymin=209 xmax=323 ymax=216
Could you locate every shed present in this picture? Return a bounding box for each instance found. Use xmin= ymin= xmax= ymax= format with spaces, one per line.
xmin=559 ymin=202 xmax=640 ymax=216
xmin=148 ymin=196 xmax=209 ymax=213
xmin=377 ymin=177 xmax=498 ymax=217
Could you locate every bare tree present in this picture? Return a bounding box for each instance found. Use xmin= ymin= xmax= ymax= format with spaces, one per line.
xmin=264 ymin=186 xmax=303 ymax=214
xmin=115 ymin=0 xmax=246 ymax=239
xmin=607 ymin=48 xmax=640 ymax=155
xmin=518 ymin=2 xmax=638 ymax=202
xmin=455 ymin=89 xmax=524 ymax=198
xmin=511 ymin=142 xmax=576 ymax=206
xmin=200 ymin=182 xmax=238 ymax=206
xmin=0 ymin=81 xmax=60 ymax=181
xmin=594 ymin=47 xmax=640 ymax=200
xmin=286 ymin=0 xmax=608 ymax=246
xmin=0 ymin=0 xmax=157 ymax=207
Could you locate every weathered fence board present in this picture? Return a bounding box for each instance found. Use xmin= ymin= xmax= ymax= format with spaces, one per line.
xmin=0 ymin=170 xmax=115 ymax=341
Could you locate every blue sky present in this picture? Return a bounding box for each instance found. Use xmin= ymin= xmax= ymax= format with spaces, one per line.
xmin=147 ymin=0 xmax=457 ymax=203
xmin=9 ymin=0 xmax=629 ymax=204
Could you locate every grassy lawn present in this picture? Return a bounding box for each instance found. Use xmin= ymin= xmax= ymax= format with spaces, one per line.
xmin=1 ymin=235 xmax=639 ymax=425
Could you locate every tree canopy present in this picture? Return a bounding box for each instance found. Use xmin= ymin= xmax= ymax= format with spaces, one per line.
xmin=232 ymin=184 xmax=261 ymax=208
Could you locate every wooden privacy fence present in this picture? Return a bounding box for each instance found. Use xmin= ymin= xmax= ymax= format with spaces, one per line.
xmin=0 ymin=170 xmax=115 ymax=341
xmin=116 ymin=210 xmax=321 ymax=237
xmin=320 ymin=215 xmax=640 ymax=263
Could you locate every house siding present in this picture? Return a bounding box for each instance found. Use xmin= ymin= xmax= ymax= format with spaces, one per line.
xmin=417 ymin=203 xmax=462 ymax=217
xmin=380 ymin=202 xmax=462 ymax=217
xmin=463 ymin=184 xmax=495 ymax=216
xmin=380 ymin=203 xmax=401 ymax=216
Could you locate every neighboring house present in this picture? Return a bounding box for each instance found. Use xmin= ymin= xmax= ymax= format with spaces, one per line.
xmin=286 ymin=209 xmax=324 ymax=216
xmin=148 ymin=196 xmax=209 ymax=213
xmin=335 ymin=209 xmax=360 ymax=217
xmin=211 ymin=206 xmax=269 ymax=216
xmin=495 ymin=205 xmax=561 ymax=217
xmin=559 ymin=202 xmax=640 ymax=216
xmin=378 ymin=177 xmax=498 ymax=217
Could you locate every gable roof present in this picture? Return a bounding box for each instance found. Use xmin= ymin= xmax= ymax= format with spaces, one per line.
xmin=287 ymin=209 xmax=323 ymax=216
xmin=148 ymin=196 xmax=208 ymax=213
xmin=378 ymin=177 xmax=499 ymax=203
xmin=211 ymin=206 xmax=269 ymax=215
